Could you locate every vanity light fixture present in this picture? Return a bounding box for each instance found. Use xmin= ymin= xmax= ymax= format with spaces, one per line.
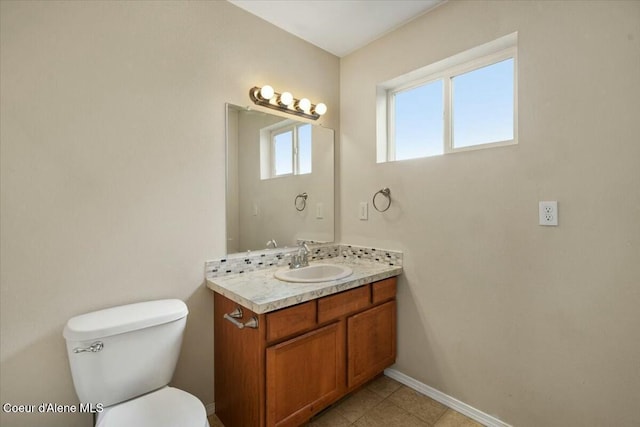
xmin=278 ymin=91 xmax=294 ymax=107
xmin=249 ymin=85 xmax=327 ymax=120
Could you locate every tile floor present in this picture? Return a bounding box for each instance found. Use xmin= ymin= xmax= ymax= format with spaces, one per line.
xmin=208 ymin=375 xmax=484 ymax=427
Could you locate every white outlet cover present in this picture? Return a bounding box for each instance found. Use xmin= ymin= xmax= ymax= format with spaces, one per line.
xmin=539 ymin=201 xmax=558 ymax=226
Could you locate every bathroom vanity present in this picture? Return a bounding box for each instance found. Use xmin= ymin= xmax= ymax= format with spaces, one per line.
xmin=219 ymin=101 xmax=402 ymax=426
xmin=206 ymin=251 xmax=401 ymax=427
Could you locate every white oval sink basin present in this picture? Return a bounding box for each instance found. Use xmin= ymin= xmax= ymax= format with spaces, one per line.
xmin=274 ymin=264 xmax=353 ymax=283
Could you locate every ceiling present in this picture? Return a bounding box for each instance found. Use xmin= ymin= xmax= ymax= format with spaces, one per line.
xmin=228 ymin=0 xmax=445 ymax=57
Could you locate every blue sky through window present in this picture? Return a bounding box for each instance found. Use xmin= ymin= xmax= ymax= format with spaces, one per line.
xmin=390 ymin=57 xmax=514 ymax=160
xmin=452 ymin=58 xmax=514 ymax=148
xmin=394 ymin=80 xmax=444 ymax=160
xmin=274 ymin=130 xmax=293 ymax=175
xmin=297 ymin=124 xmax=312 ymax=174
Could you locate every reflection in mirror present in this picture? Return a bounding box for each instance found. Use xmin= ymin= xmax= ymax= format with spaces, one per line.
xmin=226 ymin=104 xmax=334 ymax=254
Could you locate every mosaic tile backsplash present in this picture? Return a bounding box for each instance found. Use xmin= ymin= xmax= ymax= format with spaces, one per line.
xmin=205 ymin=243 xmax=403 ymax=279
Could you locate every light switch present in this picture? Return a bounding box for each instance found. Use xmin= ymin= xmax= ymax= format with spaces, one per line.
xmin=316 ymin=203 xmax=324 ymax=219
xmin=359 ymin=202 xmax=368 ymax=220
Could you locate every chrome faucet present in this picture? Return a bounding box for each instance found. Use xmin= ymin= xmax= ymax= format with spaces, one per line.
xmin=290 ymin=241 xmax=310 ymax=269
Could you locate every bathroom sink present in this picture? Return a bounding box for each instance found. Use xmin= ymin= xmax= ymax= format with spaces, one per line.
xmin=274 ymin=264 xmax=353 ymax=283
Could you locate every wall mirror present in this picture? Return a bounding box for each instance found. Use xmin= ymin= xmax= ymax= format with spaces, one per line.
xmin=226 ymin=103 xmax=335 ymax=254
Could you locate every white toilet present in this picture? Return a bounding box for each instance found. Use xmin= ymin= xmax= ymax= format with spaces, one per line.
xmin=63 ymin=299 xmax=209 ymax=427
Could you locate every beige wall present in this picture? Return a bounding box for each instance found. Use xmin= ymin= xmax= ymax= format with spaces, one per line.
xmin=0 ymin=1 xmax=339 ymax=426
xmin=226 ymin=107 xmax=240 ymax=254
xmin=340 ymin=1 xmax=640 ymax=426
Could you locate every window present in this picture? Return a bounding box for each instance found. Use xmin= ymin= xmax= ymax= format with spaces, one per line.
xmin=297 ymin=123 xmax=312 ymax=174
xmin=272 ymin=128 xmax=294 ymax=176
xmin=267 ymin=123 xmax=312 ymax=178
xmin=392 ymin=79 xmax=444 ymax=160
xmin=451 ymin=58 xmax=515 ymax=149
xmin=377 ymin=33 xmax=517 ymax=162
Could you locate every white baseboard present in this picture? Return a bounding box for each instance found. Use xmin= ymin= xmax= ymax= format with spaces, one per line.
xmin=205 ymin=402 xmax=216 ymax=416
xmin=384 ymin=369 xmax=511 ymax=427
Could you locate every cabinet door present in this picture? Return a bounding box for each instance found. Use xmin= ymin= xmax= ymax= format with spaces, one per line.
xmin=347 ymin=300 xmax=396 ymax=389
xmin=266 ymin=322 xmax=345 ymax=427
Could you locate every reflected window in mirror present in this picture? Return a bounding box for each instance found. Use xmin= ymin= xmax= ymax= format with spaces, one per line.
xmin=297 ymin=124 xmax=312 ymax=175
xmin=273 ymin=128 xmax=293 ymax=176
xmin=267 ymin=123 xmax=312 ymax=179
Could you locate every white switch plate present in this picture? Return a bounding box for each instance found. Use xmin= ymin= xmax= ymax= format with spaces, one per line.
xmin=359 ymin=202 xmax=368 ymax=220
xmin=316 ymin=203 xmax=324 ymax=219
xmin=539 ymin=201 xmax=558 ymax=226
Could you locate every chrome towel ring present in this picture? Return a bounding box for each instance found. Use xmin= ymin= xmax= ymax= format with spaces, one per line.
xmin=372 ymin=188 xmax=391 ymax=212
xmin=295 ymin=192 xmax=308 ymax=211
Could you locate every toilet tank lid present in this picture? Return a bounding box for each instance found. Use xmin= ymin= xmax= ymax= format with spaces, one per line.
xmin=63 ymin=299 xmax=188 ymax=341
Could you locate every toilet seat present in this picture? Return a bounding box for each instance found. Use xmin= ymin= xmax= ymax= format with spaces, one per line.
xmin=96 ymin=386 xmax=209 ymax=427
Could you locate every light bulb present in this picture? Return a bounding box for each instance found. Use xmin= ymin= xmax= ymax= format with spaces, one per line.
xmin=259 ymin=85 xmax=274 ymax=100
xmin=313 ymin=103 xmax=327 ymax=116
xmin=297 ymin=98 xmax=311 ymax=112
xmin=278 ymin=91 xmax=294 ymax=107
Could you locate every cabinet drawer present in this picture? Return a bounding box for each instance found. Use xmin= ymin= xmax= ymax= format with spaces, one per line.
xmin=318 ymin=285 xmax=370 ymax=323
xmin=371 ymin=277 xmax=397 ymax=304
xmin=266 ymin=300 xmax=317 ymax=342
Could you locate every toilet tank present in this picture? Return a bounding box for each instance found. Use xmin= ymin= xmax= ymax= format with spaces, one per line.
xmin=63 ymin=299 xmax=189 ymax=407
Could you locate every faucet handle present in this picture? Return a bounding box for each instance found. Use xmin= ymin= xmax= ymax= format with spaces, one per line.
xmin=298 ymin=240 xmax=310 ymax=252
xmin=266 ymin=239 xmax=278 ymax=249
xmin=297 ymin=241 xmax=310 ymax=267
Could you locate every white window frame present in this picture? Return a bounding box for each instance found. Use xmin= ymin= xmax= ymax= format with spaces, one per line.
xmin=377 ymin=32 xmax=518 ymax=163
xmin=269 ymin=123 xmax=311 ymax=178
xmin=386 ymin=76 xmax=445 ymax=160
xmin=270 ymin=124 xmax=295 ymax=177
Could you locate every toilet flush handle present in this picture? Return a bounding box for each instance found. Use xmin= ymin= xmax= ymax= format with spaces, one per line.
xmin=73 ymin=341 xmax=104 ymax=354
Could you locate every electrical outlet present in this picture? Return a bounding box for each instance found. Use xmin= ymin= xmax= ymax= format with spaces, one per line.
xmin=539 ymin=201 xmax=558 ymax=226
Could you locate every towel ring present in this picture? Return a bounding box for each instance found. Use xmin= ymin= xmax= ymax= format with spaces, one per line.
xmin=295 ymin=192 xmax=308 ymax=211
xmin=372 ymin=188 xmax=391 ymax=212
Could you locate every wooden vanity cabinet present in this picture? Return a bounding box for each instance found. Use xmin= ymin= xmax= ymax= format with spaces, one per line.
xmin=347 ymin=300 xmax=396 ymax=389
xmin=214 ymin=276 xmax=397 ymax=427
xmin=266 ymin=322 xmax=345 ymax=427
xmin=214 ymin=293 xmax=266 ymax=427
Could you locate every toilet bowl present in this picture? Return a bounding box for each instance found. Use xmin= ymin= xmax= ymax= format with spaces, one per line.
xmin=63 ymin=299 xmax=209 ymax=427
xmin=95 ymin=387 xmax=207 ymax=427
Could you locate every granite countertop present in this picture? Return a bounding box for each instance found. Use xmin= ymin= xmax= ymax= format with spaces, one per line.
xmin=206 ymin=258 xmax=402 ymax=314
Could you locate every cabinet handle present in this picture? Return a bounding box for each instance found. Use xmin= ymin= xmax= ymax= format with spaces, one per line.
xmin=228 ymin=307 xmax=243 ymax=319
xmin=224 ymin=313 xmax=259 ymax=329
xmin=244 ymin=317 xmax=258 ymax=329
